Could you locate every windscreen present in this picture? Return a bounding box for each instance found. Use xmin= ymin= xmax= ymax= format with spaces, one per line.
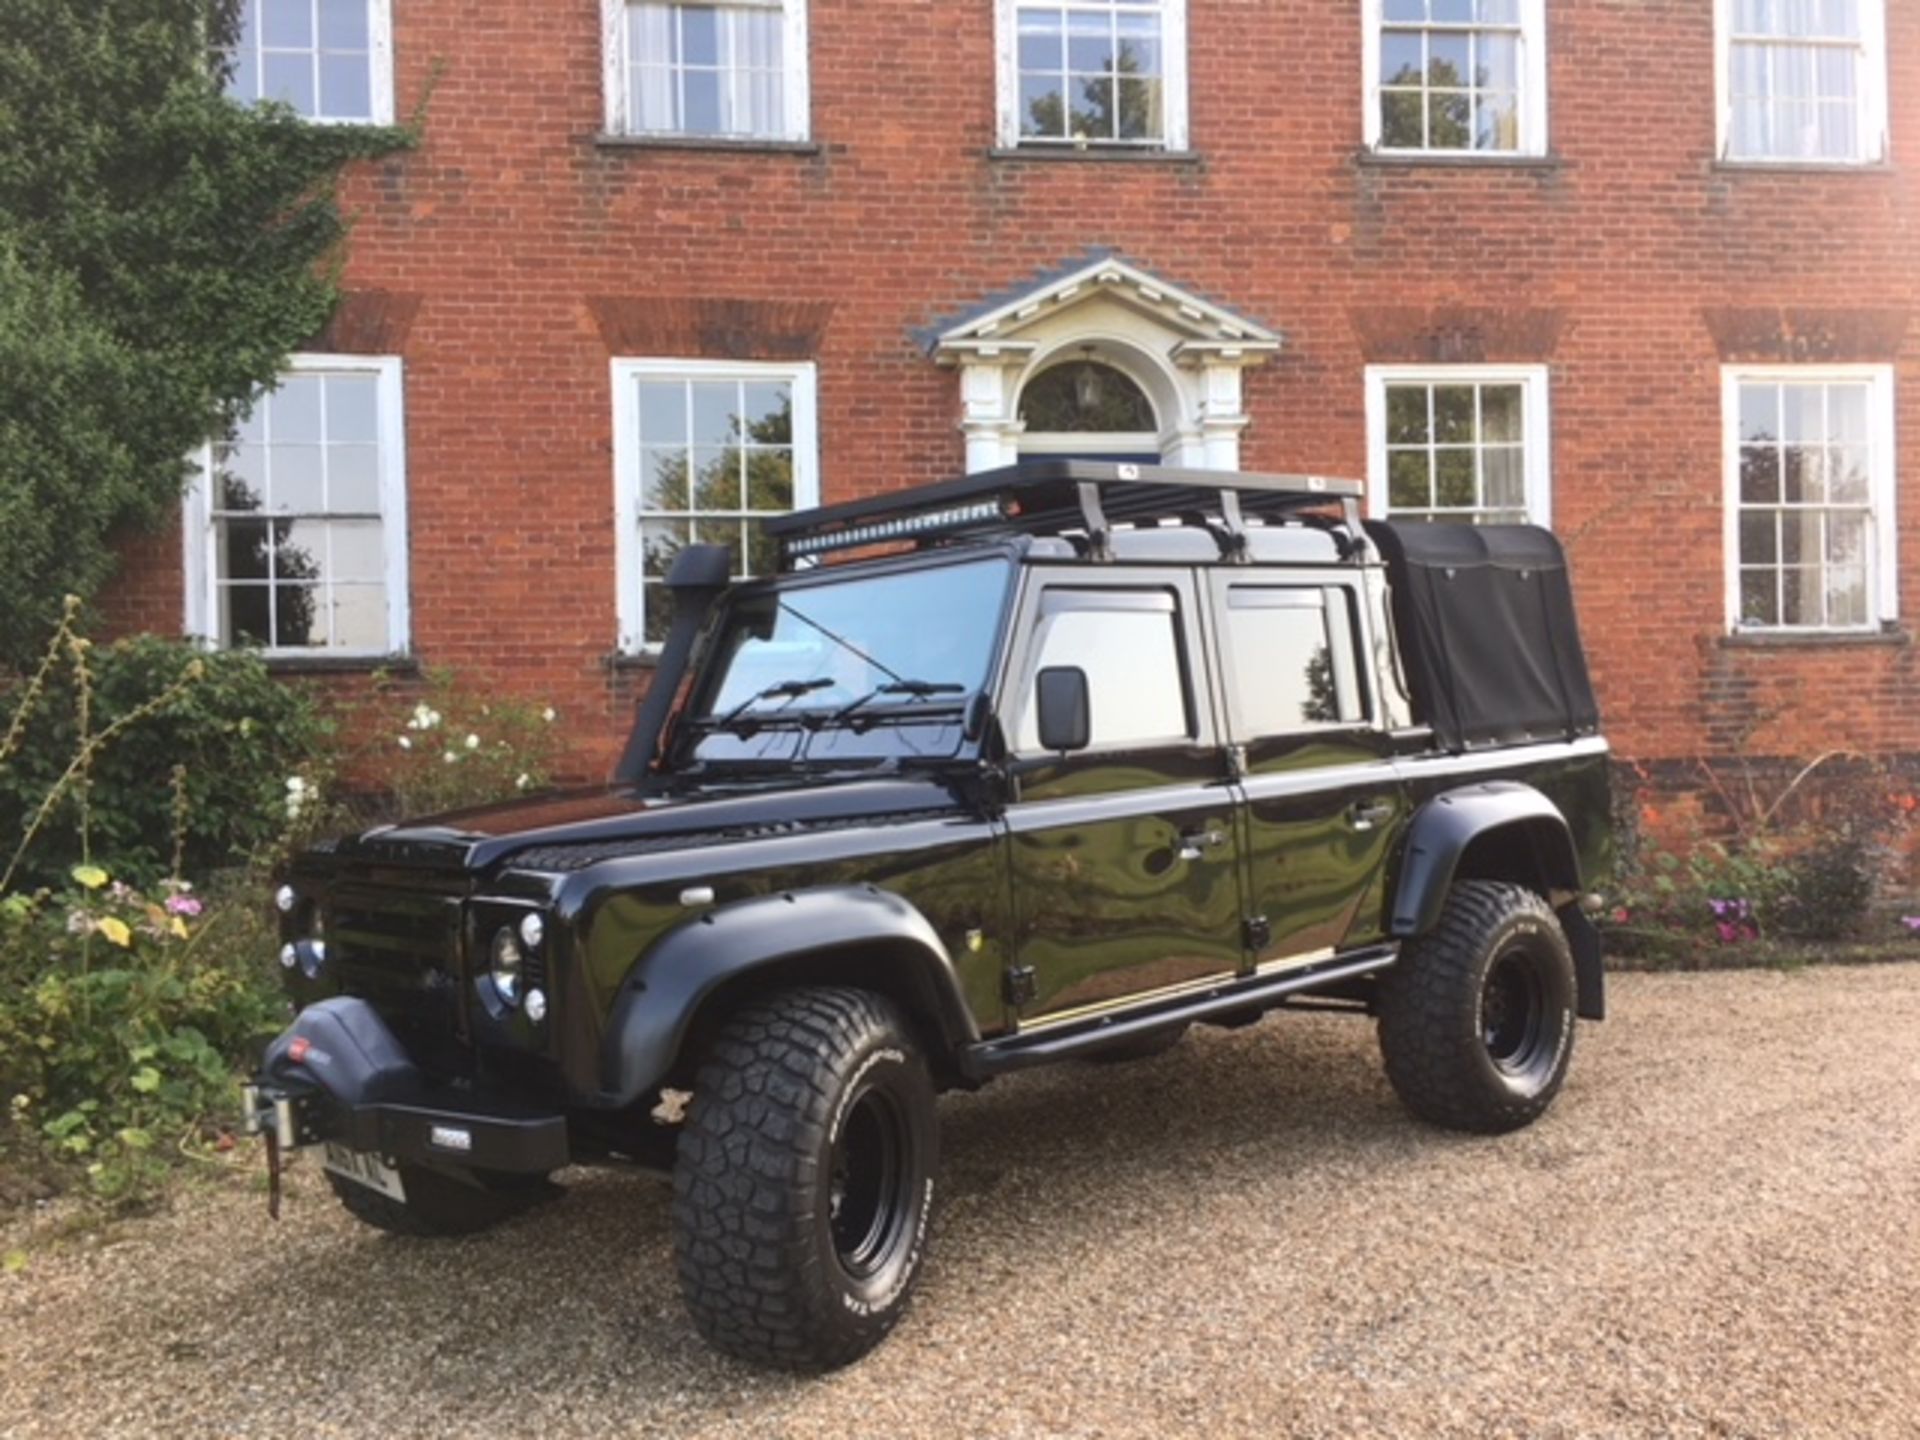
xmin=687 ymin=556 xmax=1012 ymax=764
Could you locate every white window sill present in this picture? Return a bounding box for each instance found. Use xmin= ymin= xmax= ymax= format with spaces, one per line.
xmin=988 ymin=145 xmax=1199 ymax=165
xmin=1711 ymin=158 xmax=1894 ymax=176
xmin=255 ymin=651 xmax=419 ymax=674
xmin=1720 ymin=627 xmax=1908 ymax=650
xmin=1356 ymin=148 xmax=1559 ymax=170
xmin=593 ymin=132 xmax=819 ymax=155
xmin=606 ymin=648 xmax=665 ymax=671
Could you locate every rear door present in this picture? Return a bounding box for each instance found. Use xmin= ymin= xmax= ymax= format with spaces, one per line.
xmin=1002 ymin=568 xmax=1246 ymax=1021
xmin=1204 ymin=572 xmax=1406 ymax=968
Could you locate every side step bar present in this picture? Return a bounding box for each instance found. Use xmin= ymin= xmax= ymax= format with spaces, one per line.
xmin=959 ymin=944 xmax=1399 ymax=1080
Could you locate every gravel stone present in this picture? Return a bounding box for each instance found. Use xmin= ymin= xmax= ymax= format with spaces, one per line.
xmin=4 ymin=966 xmax=1918 ymax=1437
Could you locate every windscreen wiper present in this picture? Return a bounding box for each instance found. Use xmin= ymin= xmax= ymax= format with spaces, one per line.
xmin=826 ymin=679 xmax=966 ymax=727
xmin=701 ymin=677 xmax=834 ymax=736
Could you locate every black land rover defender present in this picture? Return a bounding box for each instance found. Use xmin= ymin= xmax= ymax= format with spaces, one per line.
xmin=247 ymin=461 xmax=1611 ymax=1370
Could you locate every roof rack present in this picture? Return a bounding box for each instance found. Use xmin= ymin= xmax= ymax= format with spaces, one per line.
xmin=764 ymin=459 xmax=1365 ymax=567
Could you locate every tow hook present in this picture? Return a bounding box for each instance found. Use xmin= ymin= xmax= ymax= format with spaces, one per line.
xmin=241 ymin=1083 xmax=325 ymax=1221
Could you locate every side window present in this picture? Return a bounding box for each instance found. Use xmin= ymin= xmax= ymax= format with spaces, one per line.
xmin=1221 ymin=587 xmax=1365 ymax=737
xmin=1016 ymin=589 xmax=1190 ymax=750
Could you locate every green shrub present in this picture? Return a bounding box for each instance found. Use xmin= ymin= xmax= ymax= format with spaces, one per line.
xmin=357 ymin=667 xmax=560 ymax=822
xmin=1610 ymin=754 xmax=1905 ymax=961
xmin=1 ymin=630 xmax=328 ymax=890
xmin=1770 ymin=834 xmax=1880 ymax=942
xmin=0 ymin=0 xmax=411 ymax=668
xmin=0 ymin=867 xmax=283 ymax=1203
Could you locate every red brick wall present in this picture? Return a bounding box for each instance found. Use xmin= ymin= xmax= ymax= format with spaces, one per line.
xmin=101 ymin=0 xmax=1920 ymax=781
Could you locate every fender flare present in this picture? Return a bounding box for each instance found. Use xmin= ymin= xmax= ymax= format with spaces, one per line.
xmin=1390 ymin=781 xmax=1604 ymax=1021
xmin=596 ymin=884 xmax=978 ymax=1107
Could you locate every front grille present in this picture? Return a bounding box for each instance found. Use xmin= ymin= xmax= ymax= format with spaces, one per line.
xmin=328 ymin=882 xmax=470 ymax=1057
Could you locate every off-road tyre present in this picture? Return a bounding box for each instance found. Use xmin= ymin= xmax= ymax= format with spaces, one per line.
xmin=672 ymin=987 xmax=938 ymax=1371
xmin=326 ymin=1164 xmax=559 ymax=1237
xmin=1082 ymin=1023 xmax=1190 ymax=1064
xmin=1377 ymin=880 xmax=1577 ymax=1135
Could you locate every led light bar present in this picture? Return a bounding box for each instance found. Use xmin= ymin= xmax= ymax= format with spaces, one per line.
xmin=782 ymin=499 xmax=1007 ymax=558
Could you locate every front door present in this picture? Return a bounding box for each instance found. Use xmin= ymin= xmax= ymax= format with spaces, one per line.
xmin=1002 ymin=570 xmax=1245 ymax=1022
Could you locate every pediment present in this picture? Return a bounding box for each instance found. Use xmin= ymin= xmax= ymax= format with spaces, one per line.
xmin=930 ymin=253 xmax=1282 ymax=363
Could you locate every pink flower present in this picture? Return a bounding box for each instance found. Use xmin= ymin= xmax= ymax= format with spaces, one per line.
xmin=164 ymin=894 xmax=203 ymax=917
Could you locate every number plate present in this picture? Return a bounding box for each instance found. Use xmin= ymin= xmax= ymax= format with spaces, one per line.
xmin=322 ymin=1142 xmax=406 ymax=1203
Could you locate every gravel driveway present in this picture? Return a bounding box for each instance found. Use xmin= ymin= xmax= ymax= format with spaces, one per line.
xmin=4 ymin=965 xmax=1918 ymax=1438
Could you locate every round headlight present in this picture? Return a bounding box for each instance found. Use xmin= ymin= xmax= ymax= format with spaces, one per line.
xmin=275 ymin=885 xmax=298 ymax=914
xmin=490 ymin=926 xmax=524 ymax=1004
xmin=518 ymin=912 xmax=545 ymax=950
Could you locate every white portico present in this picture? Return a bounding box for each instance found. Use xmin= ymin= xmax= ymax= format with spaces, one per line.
xmin=931 ymin=254 xmax=1282 ymax=473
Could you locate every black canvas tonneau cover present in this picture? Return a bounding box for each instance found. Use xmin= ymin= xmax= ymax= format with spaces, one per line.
xmin=1364 ymin=521 xmax=1600 ymax=755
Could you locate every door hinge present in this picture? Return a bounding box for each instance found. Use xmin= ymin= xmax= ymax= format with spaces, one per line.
xmin=1242 ymin=915 xmax=1272 ymax=953
xmin=1002 ymin=964 xmax=1037 ymax=1008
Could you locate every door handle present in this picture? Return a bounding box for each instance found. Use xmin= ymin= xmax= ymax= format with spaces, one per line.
xmin=1347 ymin=800 xmax=1396 ymax=831
xmin=1177 ymin=828 xmax=1227 ymax=861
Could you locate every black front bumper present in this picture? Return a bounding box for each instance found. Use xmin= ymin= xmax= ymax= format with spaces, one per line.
xmin=247 ymin=995 xmax=569 ymax=1175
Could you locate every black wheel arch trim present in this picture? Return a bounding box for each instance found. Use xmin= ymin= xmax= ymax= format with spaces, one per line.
xmin=597 ymin=885 xmax=979 ymax=1107
xmin=1391 ymin=781 xmax=1604 ymax=1021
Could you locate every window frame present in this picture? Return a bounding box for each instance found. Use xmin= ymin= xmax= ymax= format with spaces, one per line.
xmin=1713 ymin=0 xmax=1889 ymax=166
xmin=610 ymin=356 xmax=820 ymax=654
xmin=182 ymin=353 xmax=410 ymax=657
xmin=1720 ymin=363 xmax=1898 ymax=636
xmin=601 ymin=0 xmax=811 ymax=142
xmin=1363 ymin=364 xmax=1553 ymax=526
xmin=995 ymin=0 xmax=1190 ymax=152
xmin=227 ymin=0 xmax=395 ymax=126
xmin=1361 ymin=0 xmax=1549 ymax=159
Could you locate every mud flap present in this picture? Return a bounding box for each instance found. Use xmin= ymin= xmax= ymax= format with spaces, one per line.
xmin=1559 ymin=904 xmax=1607 ymax=1021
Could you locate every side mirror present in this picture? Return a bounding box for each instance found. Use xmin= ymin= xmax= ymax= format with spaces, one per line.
xmin=1035 ymin=666 xmax=1091 ymax=754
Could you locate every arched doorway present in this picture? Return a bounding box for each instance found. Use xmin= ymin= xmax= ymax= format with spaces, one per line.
xmin=1016 ymin=354 xmax=1163 ymax=464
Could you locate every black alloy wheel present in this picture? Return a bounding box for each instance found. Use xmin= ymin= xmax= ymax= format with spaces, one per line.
xmin=828 ymin=1084 xmax=916 ymax=1281
xmin=1481 ymin=946 xmax=1551 ymax=1076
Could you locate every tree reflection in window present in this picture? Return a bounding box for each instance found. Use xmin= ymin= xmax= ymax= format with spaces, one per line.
xmin=1019 ymin=361 xmax=1155 ymax=434
xmin=1017 ymin=1 xmax=1167 ymax=144
xmin=637 ymin=376 xmax=798 ymax=644
xmin=210 ymin=369 xmax=390 ymax=651
xmin=1224 ymin=590 xmax=1353 ymax=735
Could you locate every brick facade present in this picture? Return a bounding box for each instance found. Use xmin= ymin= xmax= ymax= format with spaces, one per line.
xmin=104 ymin=0 xmax=1920 ymax=784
